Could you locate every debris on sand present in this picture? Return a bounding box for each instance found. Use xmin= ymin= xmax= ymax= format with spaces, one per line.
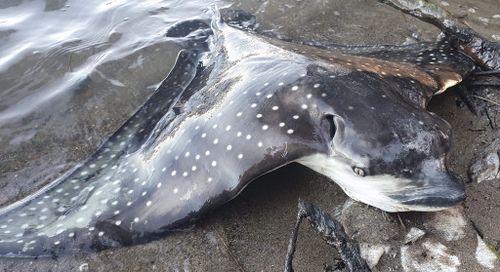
xmin=284 ymin=200 xmax=371 ymax=272
xmin=469 ymin=153 xmax=500 ymax=183
xmin=404 ymin=227 xmax=425 ymax=244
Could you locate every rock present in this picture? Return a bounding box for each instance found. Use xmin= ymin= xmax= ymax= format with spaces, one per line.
xmin=475 ymin=234 xmax=498 ymax=270
xmin=468 ymin=153 xmax=500 ymax=183
xmin=400 ymin=239 xmax=461 ymax=272
xmin=359 ymin=243 xmax=390 ymax=269
xmin=424 ymin=207 xmax=467 ymax=242
xmin=340 ymin=200 xmax=402 ymax=244
xmin=404 ymin=227 xmax=425 ymax=244
xmin=79 ymin=263 xmax=89 ymax=272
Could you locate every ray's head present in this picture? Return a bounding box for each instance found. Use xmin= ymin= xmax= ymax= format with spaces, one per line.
xmin=308 ymin=73 xmax=465 ymax=212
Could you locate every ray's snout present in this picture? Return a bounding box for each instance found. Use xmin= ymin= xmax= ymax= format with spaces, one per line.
xmin=391 ymin=171 xmax=465 ymax=210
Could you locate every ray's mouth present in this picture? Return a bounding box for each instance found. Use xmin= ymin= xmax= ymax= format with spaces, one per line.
xmin=337 ymin=171 xmax=466 ymax=212
xmin=395 ymin=186 xmax=465 ymax=209
xmin=387 ymin=174 xmax=465 ymax=211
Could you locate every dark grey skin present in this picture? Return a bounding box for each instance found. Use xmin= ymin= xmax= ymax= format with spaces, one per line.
xmin=0 ymin=9 xmax=494 ymax=257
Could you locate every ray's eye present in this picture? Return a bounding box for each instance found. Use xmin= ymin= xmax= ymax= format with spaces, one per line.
xmin=353 ymin=167 xmax=365 ymax=177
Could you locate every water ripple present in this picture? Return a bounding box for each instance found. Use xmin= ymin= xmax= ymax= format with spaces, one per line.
xmin=0 ymin=0 xmax=222 ymax=124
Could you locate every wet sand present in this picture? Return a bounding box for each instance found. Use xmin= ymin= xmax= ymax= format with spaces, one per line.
xmin=0 ymin=0 xmax=499 ymax=271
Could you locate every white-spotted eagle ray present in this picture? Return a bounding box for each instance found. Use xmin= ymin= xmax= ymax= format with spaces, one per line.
xmin=0 ymin=7 xmax=497 ymax=257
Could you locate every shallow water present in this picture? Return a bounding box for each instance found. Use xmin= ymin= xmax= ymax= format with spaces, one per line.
xmin=0 ymin=0 xmax=228 ymax=204
xmin=0 ymin=0 xmax=499 ymax=271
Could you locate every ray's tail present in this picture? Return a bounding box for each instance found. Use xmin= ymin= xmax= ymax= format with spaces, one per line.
xmin=0 ymin=20 xmax=212 ymax=258
xmin=379 ymin=0 xmax=500 ymax=71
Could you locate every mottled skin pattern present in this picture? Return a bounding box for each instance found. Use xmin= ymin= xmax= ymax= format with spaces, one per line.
xmin=0 ymin=11 xmax=489 ymax=257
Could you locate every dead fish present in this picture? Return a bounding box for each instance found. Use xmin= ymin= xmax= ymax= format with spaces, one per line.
xmin=0 ymin=8 xmax=495 ymax=257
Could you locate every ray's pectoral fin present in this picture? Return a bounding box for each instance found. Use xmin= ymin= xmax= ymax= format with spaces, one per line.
xmin=0 ymin=20 xmax=214 ymax=258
